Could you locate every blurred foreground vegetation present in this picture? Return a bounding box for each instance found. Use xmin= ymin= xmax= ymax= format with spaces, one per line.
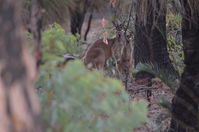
xmin=37 ymin=60 xmax=148 ymax=132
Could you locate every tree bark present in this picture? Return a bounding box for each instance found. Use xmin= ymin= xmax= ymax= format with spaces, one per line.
xmin=70 ymin=10 xmax=85 ymax=35
xmin=31 ymin=0 xmax=43 ymax=67
xmin=69 ymin=0 xmax=89 ymax=36
xmin=134 ymin=0 xmax=179 ymax=78
xmin=169 ymin=0 xmax=199 ymax=131
xmin=0 ymin=1 xmax=42 ymax=132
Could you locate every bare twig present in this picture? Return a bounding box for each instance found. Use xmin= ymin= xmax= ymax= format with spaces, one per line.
xmin=125 ymin=0 xmax=134 ymax=33
xmin=84 ymin=11 xmax=93 ymax=41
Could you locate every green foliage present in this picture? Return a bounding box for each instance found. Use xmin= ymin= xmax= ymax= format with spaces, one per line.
xmin=166 ymin=14 xmax=184 ymax=75
xmin=134 ymin=62 xmax=179 ymax=91
xmin=42 ymin=23 xmax=80 ymax=55
xmin=37 ymin=60 xmax=148 ymax=132
xmin=166 ymin=14 xmax=181 ymax=30
xmin=26 ymin=23 xmax=80 ymax=69
xmin=41 ymin=23 xmax=80 ymax=68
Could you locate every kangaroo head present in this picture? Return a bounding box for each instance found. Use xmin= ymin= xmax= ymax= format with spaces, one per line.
xmin=111 ymin=21 xmax=126 ymax=53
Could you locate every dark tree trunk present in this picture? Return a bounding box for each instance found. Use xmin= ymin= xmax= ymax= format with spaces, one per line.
xmin=134 ymin=0 xmax=178 ymax=105
xmin=70 ymin=10 xmax=85 ymax=35
xmin=169 ymin=0 xmax=199 ymax=131
xmin=69 ymin=0 xmax=89 ymax=36
xmin=0 ymin=1 xmax=42 ymax=132
xmin=31 ymin=0 xmax=43 ymax=67
xmin=134 ymin=0 xmax=179 ymax=78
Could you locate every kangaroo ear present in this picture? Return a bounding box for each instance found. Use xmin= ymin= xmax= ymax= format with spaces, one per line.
xmin=121 ymin=20 xmax=126 ymax=27
xmin=112 ymin=20 xmax=121 ymax=28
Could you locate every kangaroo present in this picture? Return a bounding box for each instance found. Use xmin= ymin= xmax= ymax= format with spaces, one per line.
xmin=117 ymin=37 xmax=133 ymax=74
xmin=114 ymin=32 xmax=133 ymax=90
xmin=83 ymin=22 xmax=125 ymax=70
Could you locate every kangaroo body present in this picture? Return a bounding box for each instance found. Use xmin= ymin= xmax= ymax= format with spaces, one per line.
xmin=83 ymin=21 xmax=126 ymax=70
xmin=83 ymin=38 xmax=120 ymax=70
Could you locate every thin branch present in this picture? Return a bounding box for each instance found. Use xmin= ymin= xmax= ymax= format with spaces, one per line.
xmin=125 ymin=0 xmax=134 ymax=33
xmin=84 ymin=11 xmax=93 ymax=41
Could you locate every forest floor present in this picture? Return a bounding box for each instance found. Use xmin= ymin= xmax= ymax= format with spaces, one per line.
xmin=81 ymin=13 xmax=174 ymax=132
xmin=130 ymin=79 xmax=173 ymax=132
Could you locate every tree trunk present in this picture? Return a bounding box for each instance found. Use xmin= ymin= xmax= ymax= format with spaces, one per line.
xmin=31 ymin=0 xmax=43 ymax=67
xmin=134 ymin=0 xmax=179 ymax=78
xmin=69 ymin=0 xmax=89 ymax=36
xmin=169 ymin=0 xmax=199 ymax=131
xmin=70 ymin=10 xmax=85 ymax=35
xmin=84 ymin=12 xmax=93 ymax=41
xmin=0 ymin=1 xmax=42 ymax=132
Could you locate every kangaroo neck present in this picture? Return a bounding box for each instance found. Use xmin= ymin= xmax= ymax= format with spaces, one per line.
xmin=108 ymin=37 xmax=117 ymax=47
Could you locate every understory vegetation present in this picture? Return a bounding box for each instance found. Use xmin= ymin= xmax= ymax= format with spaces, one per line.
xmin=33 ymin=14 xmax=183 ymax=130
xmin=35 ymin=13 xmax=183 ymax=130
xmin=34 ymin=24 xmax=148 ymax=131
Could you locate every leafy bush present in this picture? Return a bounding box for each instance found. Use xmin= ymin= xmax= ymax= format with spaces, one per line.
xmin=26 ymin=23 xmax=81 ymax=68
xmin=37 ymin=60 xmax=148 ymax=132
xmin=41 ymin=23 xmax=80 ymax=66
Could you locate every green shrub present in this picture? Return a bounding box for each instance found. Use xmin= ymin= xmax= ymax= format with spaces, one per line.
xmin=26 ymin=23 xmax=81 ymax=68
xmin=42 ymin=23 xmax=80 ymax=55
xmin=41 ymin=23 xmax=80 ymax=66
xmin=37 ymin=60 xmax=148 ymax=132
